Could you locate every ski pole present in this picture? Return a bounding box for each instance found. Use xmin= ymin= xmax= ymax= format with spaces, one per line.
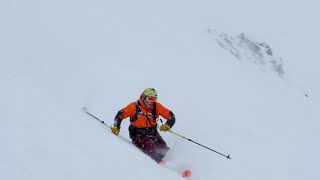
xmin=82 ymin=107 xmax=112 ymax=129
xmin=168 ymin=130 xmax=231 ymax=159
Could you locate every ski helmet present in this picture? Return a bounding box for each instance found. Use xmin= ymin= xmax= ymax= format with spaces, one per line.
xmin=142 ymin=88 xmax=157 ymax=107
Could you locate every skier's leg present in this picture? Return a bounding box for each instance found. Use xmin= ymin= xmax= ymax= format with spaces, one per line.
xmin=132 ymin=135 xmax=163 ymax=163
xmin=154 ymin=133 xmax=169 ymax=160
xmin=129 ymin=126 xmax=168 ymax=163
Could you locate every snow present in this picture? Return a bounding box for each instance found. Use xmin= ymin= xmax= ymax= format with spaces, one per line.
xmin=1 ymin=0 xmax=320 ymax=180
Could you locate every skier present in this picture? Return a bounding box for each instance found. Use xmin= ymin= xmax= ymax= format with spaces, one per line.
xmin=111 ymin=88 xmax=176 ymax=163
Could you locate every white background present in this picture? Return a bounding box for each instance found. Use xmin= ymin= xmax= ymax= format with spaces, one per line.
xmin=1 ymin=0 xmax=319 ymax=179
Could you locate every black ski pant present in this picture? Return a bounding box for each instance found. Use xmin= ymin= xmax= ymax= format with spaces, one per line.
xmin=129 ymin=125 xmax=169 ymax=163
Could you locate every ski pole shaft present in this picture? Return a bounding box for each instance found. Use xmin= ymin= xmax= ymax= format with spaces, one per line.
xmin=169 ymin=130 xmax=231 ymax=159
xmin=82 ymin=107 xmax=112 ymax=129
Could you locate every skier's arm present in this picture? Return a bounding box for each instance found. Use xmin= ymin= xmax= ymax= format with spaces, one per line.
xmin=157 ymin=103 xmax=176 ymax=128
xmin=114 ymin=102 xmax=136 ymax=128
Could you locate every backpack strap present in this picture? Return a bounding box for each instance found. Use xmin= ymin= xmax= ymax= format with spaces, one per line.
xmin=131 ymin=100 xmax=141 ymax=123
xmin=152 ymin=103 xmax=157 ymax=120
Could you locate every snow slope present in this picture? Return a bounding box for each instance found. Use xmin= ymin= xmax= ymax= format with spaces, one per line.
xmin=1 ymin=0 xmax=320 ymax=180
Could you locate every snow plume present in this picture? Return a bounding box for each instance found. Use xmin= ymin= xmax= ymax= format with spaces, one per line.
xmin=208 ymin=29 xmax=285 ymax=77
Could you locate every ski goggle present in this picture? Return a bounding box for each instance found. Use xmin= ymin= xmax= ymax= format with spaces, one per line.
xmin=146 ymin=96 xmax=157 ymax=103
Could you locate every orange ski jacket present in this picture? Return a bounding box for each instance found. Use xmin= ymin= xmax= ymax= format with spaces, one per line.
xmin=114 ymin=96 xmax=175 ymax=129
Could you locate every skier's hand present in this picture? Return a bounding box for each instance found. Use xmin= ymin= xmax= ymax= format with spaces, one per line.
xmin=160 ymin=124 xmax=171 ymax=132
xmin=111 ymin=126 xmax=120 ymax=135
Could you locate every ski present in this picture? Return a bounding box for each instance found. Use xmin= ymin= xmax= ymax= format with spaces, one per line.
xmin=159 ymin=160 xmax=192 ymax=178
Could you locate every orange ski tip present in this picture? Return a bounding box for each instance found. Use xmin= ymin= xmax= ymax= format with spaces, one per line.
xmin=182 ymin=169 xmax=192 ymax=177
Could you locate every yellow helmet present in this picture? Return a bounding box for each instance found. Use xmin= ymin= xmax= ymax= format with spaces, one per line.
xmin=142 ymin=88 xmax=157 ymax=98
xmin=142 ymin=88 xmax=157 ymax=107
